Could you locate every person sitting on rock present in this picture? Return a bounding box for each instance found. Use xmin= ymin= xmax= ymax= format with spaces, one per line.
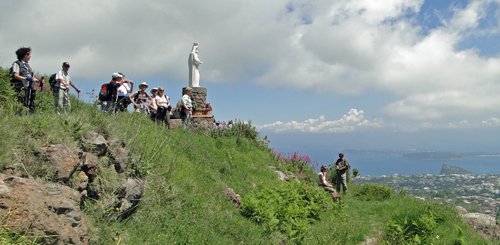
xmin=318 ymin=165 xmax=340 ymax=200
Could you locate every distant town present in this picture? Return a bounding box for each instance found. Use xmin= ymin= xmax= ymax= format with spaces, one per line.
xmin=354 ymin=173 xmax=500 ymax=216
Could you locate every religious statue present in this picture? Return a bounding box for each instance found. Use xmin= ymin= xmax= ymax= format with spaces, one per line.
xmin=188 ymin=43 xmax=203 ymax=87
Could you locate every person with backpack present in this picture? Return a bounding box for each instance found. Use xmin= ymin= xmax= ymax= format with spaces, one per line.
xmin=130 ymin=82 xmax=152 ymax=114
xmin=54 ymin=62 xmax=81 ymax=114
xmin=116 ymin=72 xmax=134 ymax=112
xmin=10 ymin=47 xmax=39 ymax=113
xmin=103 ymin=73 xmax=124 ymax=113
xmin=335 ymin=153 xmax=350 ymax=195
xmin=155 ymin=87 xmax=171 ymax=127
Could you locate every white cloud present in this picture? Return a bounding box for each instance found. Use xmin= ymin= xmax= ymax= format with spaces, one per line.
xmin=258 ymin=108 xmax=383 ymax=133
xmin=1 ymin=0 xmax=500 ymax=123
xmin=482 ymin=117 xmax=500 ymax=127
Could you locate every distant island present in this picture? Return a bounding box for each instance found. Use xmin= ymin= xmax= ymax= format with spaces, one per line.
xmin=403 ymin=151 xmax=463 ymax=160
xmin=440 ymin=163 xmax=472 ymax=175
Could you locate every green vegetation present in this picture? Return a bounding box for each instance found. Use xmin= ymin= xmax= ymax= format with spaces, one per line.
xmin=0 ymin=68 xmax=493 ymax=244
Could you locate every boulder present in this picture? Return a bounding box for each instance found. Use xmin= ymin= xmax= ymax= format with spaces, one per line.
xmin=81 ymin=132 xmax=108 ymax=156
xmin=74 ymin=171 xmax=89 ymax=191
xmin=0 ymin=173 xmax=88 ymax=245
xmin=223 ymin=188 xmax=241 ymax=208
xmin=81 ymin=153 xmax=99 ymax=179
xmin=41 ymin=144 xmax=81 ymax=183
xmin=268 ymin=166 xmax=295 ymax=181
xmin=116 ymin=177 xmax=145 ymax=219
xmin=108 ymin=139 xmax=129 ymax=173
xmin=462 ymin=213 xmax=498 ymax=239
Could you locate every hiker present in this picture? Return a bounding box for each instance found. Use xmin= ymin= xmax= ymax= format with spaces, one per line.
xmin=181 ymin=87 xmax=193 ymax=126
xmin=116 ymin=72 xmax=134 ymax=112
xmin=155 ymin=87 xmax=171 ymax=126
xmin=104 ymin=73 xmax=124 ymax=113
xmin=148 ymin=88 xmax=158 ymax=120
xmin=335 ymin=153 xmax=350 ymax=195
xmin=10 ymin=47 xmax=39 ymax=113
xmin=54 ymin=62 xmax=81 ymax=114
xmin=318 ymin=165 xmax=336 ymax=193
xmin=130 ymin=82 xmax=152 ymax=114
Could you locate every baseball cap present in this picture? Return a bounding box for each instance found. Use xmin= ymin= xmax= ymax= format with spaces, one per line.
xmin=112 ymin=72 xmax=123 ymax=78
xmin=62 ymin=62 xmax=70 ymax=67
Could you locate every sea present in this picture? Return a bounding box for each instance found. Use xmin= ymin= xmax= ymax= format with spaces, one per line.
xmin=296 ymin=149 xmax=500 ymax=177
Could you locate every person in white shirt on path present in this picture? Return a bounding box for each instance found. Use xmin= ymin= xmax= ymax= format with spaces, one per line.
xmin=54 ymin=62 xmax=80 ymax=114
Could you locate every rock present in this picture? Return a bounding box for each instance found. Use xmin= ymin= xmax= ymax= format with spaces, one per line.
xmin=0 ymin=173 xmax=88 ymax=245
xmin=74 ymin=171 xmax=89 ymax=191
xmin=268 ymin=166 xmax=295 ymax=181
xmin=108 ymin=139 xmax=129 ymax=173
xmin=116 ymin=177 xmax=145 ymax=219
xmin=81 ymin=132 xmax=108 ymax=156
xmin=223 ymin=188 xmax=241 ymax=208
xmin=456 ymin=206 xmax=468 ymax=216
xmin=41 ymin=144 xmax=81 ymax=183
xmin=81 ymin=153 xmax=99 ymax=179
xmin=440 ymin=163 xmax=472 ymax=175
xmin=462 ymin=213 xmax=498 ymax=239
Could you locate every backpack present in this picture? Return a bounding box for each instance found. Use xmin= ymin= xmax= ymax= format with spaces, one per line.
xmin=98 ymin=83 xmax=108 ymax=101
xmin=48 ymin=73 xmax=57 ymax=91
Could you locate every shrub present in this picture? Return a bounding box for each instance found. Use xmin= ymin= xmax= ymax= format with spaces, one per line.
xmin=241 ymin=182 xmax=332 ymax=242
xmin=352 ymin=183 xmax=394 ymax=201
xmin=384 ymin=209 xmax=438 ymax=244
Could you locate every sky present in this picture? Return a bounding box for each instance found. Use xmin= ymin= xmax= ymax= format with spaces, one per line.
xmin=1 ymin=0 xmax=500 ymax=162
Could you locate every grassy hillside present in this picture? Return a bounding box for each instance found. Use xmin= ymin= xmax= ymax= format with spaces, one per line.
xmin=0 ymin=68 xmax=493 ymax=244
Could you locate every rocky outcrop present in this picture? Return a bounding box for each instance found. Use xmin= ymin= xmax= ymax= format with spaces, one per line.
xmin=41 ymin=144 xmax=82 ymax=183
xmin=457 ymin=206 xmax=499 ymax=240
xmin=0 ymin=173 xmax=88 ymax=245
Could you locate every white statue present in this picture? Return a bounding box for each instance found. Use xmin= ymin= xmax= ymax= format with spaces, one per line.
xmin=188 ymin=43 xmax=203 ymax=87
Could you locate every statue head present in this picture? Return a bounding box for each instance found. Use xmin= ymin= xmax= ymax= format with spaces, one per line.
xmin=191 ymin=43 xmax=199 ymax=53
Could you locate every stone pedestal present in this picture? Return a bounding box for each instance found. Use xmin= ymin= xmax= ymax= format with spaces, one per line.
xmin=182 ymin=87 xmax=214 ymax=128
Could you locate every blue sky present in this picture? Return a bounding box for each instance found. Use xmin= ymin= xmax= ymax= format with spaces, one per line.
xmin=1 ymin=0 xmax=500 ymax=163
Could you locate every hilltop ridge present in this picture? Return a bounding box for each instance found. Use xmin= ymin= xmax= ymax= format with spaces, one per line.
xmin=0 ymin=68 xmax=495 ymax=244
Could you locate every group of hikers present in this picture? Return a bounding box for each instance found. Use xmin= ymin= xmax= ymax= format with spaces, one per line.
xmin=96 ymin=72 xmax=194 ymax=127
xmin=8 ymin=47 xmax=194 ymax=126
xmin=318 ymin=153 xmax=350 ymax=200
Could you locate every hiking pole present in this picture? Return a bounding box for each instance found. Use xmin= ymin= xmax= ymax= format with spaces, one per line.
xmin=76 ymin=91 xmax=80 ymax=110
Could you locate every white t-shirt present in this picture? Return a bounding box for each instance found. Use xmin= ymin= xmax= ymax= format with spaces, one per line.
xmin=155 ymin=95 xmax=170 ymax=108
xmin=117 ymin=83 xmax=131 ymax=97
xmin=181 ymin=94 xmax=192 ymax=110
xmin=55 ymin=70 xmax=70 ymax=90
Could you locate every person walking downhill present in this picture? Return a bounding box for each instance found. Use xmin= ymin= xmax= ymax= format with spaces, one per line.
xmin=155 ymin=87 xmax=171 ymax=127
xmin=335 ymin=153 xmax=350 ymax=195
xmin=54 ymin=62 xmax=81 ymax=114
xmin=10 ymin=47 xmax=39 ymax=113
xmin=181 ymin=87 xmax=193 ymax=127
